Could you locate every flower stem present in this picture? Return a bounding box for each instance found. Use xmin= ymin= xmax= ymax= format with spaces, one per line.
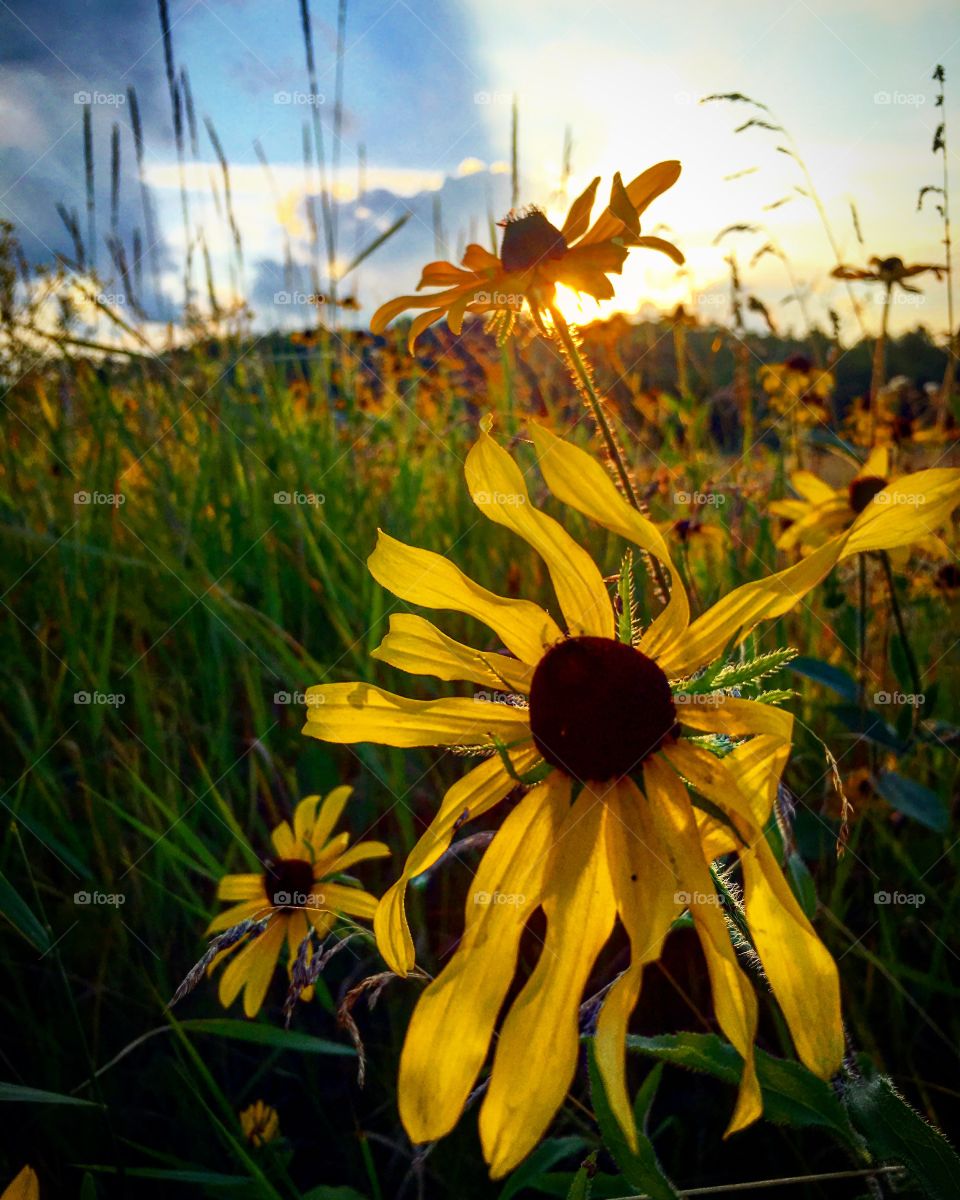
xmin=879 ymin=550 xmax=923 ymax=721
xmin=548 ymin=304 xmax=671 ymax=602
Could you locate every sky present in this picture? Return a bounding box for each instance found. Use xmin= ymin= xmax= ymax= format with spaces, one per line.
xmin=2 ymin=0 xmax=959 ymax=341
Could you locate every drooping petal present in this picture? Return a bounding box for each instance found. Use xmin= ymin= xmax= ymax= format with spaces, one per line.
xmin=579 ymin=161 xmax=682 ymax=246
xmin=560 ymin=176 xmax=601 ymax=243
xmin=407 ymin=308 xmax=447 ymax=351
xmin=371 ymin=613 xmax=533 ymax=694
xmin=375 ymin=742 xmax=541 ymax=974
xmin=370 ymin=284 xmax=476 ymax=334
xmin=398 ymin=777 xmax=566 ymax=1145
xmin=631 ymin=235 xmax=685 ymax=264
xmin=644 ymin=756 xmax=761 ymax=1135
xmin=842 ymin=469 xmax=960 ymax=555
xmin=740 ymin=836 xmax=843 ymax=1079
xmin=480 ymin=786 xmax=617 ymax=1179
xmin=466 ymin=426 xmax=614 ymax=638
xmin=594 ymin=777 xmax=682 ymax=1148
xmin=527 ymin=423 xmax=689 ymax=659
xmin=368 ymin=529 xmax=562 ymax=664
xmin=217 ymin=917 xmax=286 ymax=1015
xmin=302 ymin=683 xmax=531 ymax=748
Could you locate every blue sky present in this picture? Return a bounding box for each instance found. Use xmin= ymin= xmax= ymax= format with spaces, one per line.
xmin=2 ymin=0 xmax=958 ymax=338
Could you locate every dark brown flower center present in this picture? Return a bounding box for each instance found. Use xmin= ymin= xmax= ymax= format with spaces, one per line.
xmin=935 ymin=563 xmax=960 ymax=591
xmin=848 ymin=475 xmax=888 ymax=514
xmin=785 ymin=353 xmax=813 ymax=373
xmin=528 ymin=636 xmax=677 ymax=783
xmin=264 ymin=858 xmax=315 ymax=909
xmin=500 ymin=210 xmax=567 ymax=271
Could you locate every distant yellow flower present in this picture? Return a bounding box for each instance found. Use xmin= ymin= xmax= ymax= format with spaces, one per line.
xmin=208 ymin=789 xmax=388 ymax=1018
xmin=0 ymin=1166 xmax=38 ymax=1200
xmin=240 ymin=1100 xmax=280 ymax=1147
xmin=301 ymin=422 xmax=959 ymax=1177
xmin=770 ymin=445 xmax=957 ymax=554
xmin=371 ymin=163 xmax=684 ymax=350
xmin=759 ymin=354 xmax=834 ymax=427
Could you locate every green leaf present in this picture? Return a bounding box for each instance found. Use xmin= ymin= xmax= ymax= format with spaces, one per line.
xmin=0 ymin=1082 xmax=101 ymax=1107
xmin=791 ymin=656 xmax=857 ymax=702
xmin=564 ymin=1153 xmax=597 ymax=1200
xmin=178 ymin=1019 xmax=354 ymax=1056
xmin=587 ymin=1042 xmax=679 ymax=1199
xmin=498 ymin=1138 xmax=588 ymax=1200
xmin=0 ymin=868 xmax=50 ymax=951
xmin=845 ymin=1074 xmax=960 ymax=1198
xmin=626 ymin=1033 xmax=860 ymax=1150
xmin=829 ymin=705 xmax=905 ymax=752
xmin=875 ymin=772 xmax=948 ymax=832
xmin=786 ymin=852 xmax=818 ymax=919
xmin=301 ymin=1189 xmax=370 ymax=1200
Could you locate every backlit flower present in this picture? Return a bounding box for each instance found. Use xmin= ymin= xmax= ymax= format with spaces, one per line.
xmin=207 ymin=788 xmax=388 ymax=1017
xmin=370 ymin=163 xmax=684 ymax=350
xmin=301 ymin=423 xmax=959 ymax=1176
xmin=240 ymin=1100 xmax=280 ymax=1147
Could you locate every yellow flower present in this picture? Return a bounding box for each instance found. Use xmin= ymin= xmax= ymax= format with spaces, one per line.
xmin=769 ymin=445 xmax=957 ymax=554
xmin=207 ymin=788 xmax=388 ymax=1018
xmin=370 ymin=163 xmax=684 ymax=350
xmin=0 ymin=1167 xmax=38 ymax=1200
xmin=301 ymin=423 xmax=960 ymax=1177
xmin=759 ymin=355 xmax=834 ymax=427
xmin=240 ymin=1100 xmax=280 ymax=1147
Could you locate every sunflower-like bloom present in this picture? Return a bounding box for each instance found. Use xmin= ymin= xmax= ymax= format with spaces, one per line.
xmin=240 ymin=1100 xmax=280 ymax=1147
xmin=759 ymin=354 xmax=834 ymax=427
xmin=370 ymin=163 xmax=684 ymax=350
xmin=302 ymin=424 xmax=960 ymax=1177
xmin=769 ymin=445 xmax=956 ymax=554
xmin=208 ymin=789 xmax=388 ymax=1017
xmin=832 ymin=255 xmax=946 ymax=289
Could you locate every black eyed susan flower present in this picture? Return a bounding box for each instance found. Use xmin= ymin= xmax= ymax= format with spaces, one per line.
xmin=207 ymin=788 xmax=388 ymax=1018
xmin=759 ymin=354 xmax=834 ymax=427
xmin=769 ymin=445 xmax=957 ymax=555
xmin=240 ymin=1100 xmax=280 ymax=1147
xmin=301 ymin=423 xmax=960 ymax=1177
xmin=370 ymin=163 xmax=684 ymax=350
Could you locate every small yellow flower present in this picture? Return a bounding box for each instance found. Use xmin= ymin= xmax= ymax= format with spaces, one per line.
xmin=208 ymin=788 xmax=388 ymax=1018
xmin=371 ymin=163 xmax=684 ymax=350
xmin=759 ymin=354 xmax=834 ymax=427
xmin=770 ymin=445 xmax=957 ymax=555
xmin=240 ymin=1100 xmax=280 ymax=1147
xmin=301 ymin=421 xmax=960 ymax=1178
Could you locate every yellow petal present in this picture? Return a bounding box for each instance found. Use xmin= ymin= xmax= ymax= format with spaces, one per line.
xmin=580 ymin=161 xmax=682 ymax=246
xmin=644 ymin=756 xmax=761 ymax=1134
xmin=561 ymin=176 xmax=601 ymax=243
xmin=790 ymin=470 xmax=839 ymax=506
xmin=206 ymin=898 xmax=266 ymax=934
xmin=217 ymin=918 xmax=286 ymax=1016
xmin=368 ymin=529 xmax=562 ymax=664
xmin=480 ymin=785 xmax=617 ymax=1178
xmin=310 ymin=785 xmax=354 ymax=852
xmin=1 ymin=1166 xmax=39 ymax=1200
xmin=398 ymin=777 xmax=565 ymax=1145
xmin=527 ymin=423 xmax=689 ymax=660
xmin=632 ymin=235 xmax=685 ymax=265
xmin=466 ymin=427 xmax=614 ymax=638
xmin=677 ymin=695 xmax=794 ymax=742
xmin=326 ymin=840 xmax=391 ymax=874
xmin=595 ymin=777 xmax=682 ymax=1149
xmin=371 ymin=613 xmax=532 ymax=694
xmin=293 ymin=794 xmax=321 ymax=846
xmin=375 ymin=742 xmax=541 ymax=974
xmin=843 ymin=468 xmax=960 ymax=555
xmin=302 ymin=682 xmax=531 ymax=748
xmin=859 ymin=445 xmax=889 ymax=480
xmin=741 ymin=836 xmax=843 ymax=1078
xmin=271 ymin=821 xmax=295 ymax=858
xmin=217 ymin=873 xmax=265 ymax=901
xmin=317 ymin=882 xmax=380 ymax=920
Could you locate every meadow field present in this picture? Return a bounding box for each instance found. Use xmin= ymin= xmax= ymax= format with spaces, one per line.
xmin=2 ymin=3 xmax=960 ymax=1198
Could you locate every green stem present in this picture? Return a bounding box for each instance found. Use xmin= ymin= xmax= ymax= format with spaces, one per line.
xmin=879 ymin=550 xmax=923 ymax=719
xmin=548 ymin=305 xmax=671 ymax=601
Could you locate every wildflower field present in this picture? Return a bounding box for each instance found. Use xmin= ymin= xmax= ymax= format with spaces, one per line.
xmin=2 ymin=3 xmax=960 ymax=1198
